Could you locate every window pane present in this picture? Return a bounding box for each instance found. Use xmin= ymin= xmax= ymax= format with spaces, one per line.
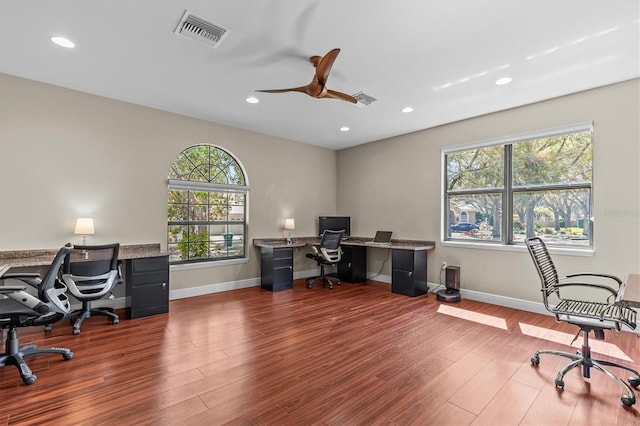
xmin=512 ymin=189 xmax=591 ymax=246
xmin=189 ymin=204 xmax=208 ymax=222
xmin=446 ymin=146 xmax=504 ymax=191
xmin=448 ymin=194 xmax=502 ymax=241
xmin=512 ymin=131 xmax=592 ymax=187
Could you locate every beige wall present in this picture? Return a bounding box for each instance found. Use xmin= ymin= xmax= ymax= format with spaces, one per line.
xmin=0 ymin=73 xmax=337 ymax=291
xmin=337 ymin=78 xmax=640 ymax=303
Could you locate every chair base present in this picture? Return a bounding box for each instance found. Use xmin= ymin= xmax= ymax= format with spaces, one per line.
xmin=531 ymin=343 xmax=640 ymax=407
xmin=306 ymin=275 xmax=341 ymax=289
xmin=67 ymin=301 xmax=120 ymax=335
xmin=0 ymin=328 xmax=73 ymax=385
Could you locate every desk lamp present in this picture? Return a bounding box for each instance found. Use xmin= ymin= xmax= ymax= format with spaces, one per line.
xmin=284 ymin=218 xmax=295 ymax=245
xmin=74 ymin=217 xmax=95 ymax=246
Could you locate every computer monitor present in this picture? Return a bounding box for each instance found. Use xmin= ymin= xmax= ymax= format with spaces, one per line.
xmin=318 ymin=216 xmax=350 ymax=238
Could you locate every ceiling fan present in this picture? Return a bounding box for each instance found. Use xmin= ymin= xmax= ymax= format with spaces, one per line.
xmin=256 ymin=48 xmax=357 ymax=104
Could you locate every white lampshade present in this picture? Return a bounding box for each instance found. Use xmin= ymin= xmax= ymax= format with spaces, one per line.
xmin=284 ymin=218 xmax=295 ymax=230
xmin=74 ymin=218 xmax=95 ymax=235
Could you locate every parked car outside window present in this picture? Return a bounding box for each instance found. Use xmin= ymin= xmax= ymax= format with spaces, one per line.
xmin=450 ymin=222 xmax=479 ymax=232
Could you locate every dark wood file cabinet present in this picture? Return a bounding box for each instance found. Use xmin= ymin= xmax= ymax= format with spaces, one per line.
xmin=126 ymin=255 xmax=169 ymax=319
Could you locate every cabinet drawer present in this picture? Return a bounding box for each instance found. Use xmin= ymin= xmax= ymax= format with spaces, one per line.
xmin=273 ymin=248 xmax=293 ymax=260
xmin=131 ymin=256 xmax=168 ymax=273
xmin=131 ymin=270 xmax=169 ymax=286
xmin=130 ymin=282 xmax=169 ymax=318
xmin=392 ymin=249 xmax=414 ymax=270
xmin=274 ymin=257 xmax=293 ymax=268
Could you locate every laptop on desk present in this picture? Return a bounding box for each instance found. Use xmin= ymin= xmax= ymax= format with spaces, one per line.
xmin=364 ymin=231 xmax=393 ymax=246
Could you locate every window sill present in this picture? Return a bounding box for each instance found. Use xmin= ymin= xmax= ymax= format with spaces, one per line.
xmin=170 ymin=257 xmax=249 ymax=271
xmin=441 ymin=240 xmax=594 ymax=257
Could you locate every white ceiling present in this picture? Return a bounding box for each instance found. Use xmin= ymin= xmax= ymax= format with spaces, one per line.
xmin=1 ymin=0 xmax=638 ymax=150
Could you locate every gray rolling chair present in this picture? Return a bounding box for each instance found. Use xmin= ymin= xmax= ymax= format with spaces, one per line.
xmin=0 ymin=246 xmax=74 ymax=385
xmin=62 ymin=243 xmax=122 ymax=335
xmin=526 ymin=237 xmax=640 ymax=407
xmin=306 ymin=229 xmax=344 ymax=289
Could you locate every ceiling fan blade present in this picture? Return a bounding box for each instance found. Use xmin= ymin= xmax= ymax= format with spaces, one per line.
xmin=324 ymin=89 xmax=357 ymax=104
xmin=315 ymin=48 xmax=340 ymax=86
xmin=256 ymin=86 xmax=309 ymax=94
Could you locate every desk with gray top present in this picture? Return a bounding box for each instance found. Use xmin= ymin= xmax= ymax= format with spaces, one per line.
xmin=0 ymin=244 xmax=169 ymax=319
xmin=616 ymin=273 xmax=640 ymax=308
xmin=253 ymin=237 xmax=435 ymax=296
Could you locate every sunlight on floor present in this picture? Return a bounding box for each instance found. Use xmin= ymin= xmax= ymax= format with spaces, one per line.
xmin=436 ymin=304 xmax=508 ymax=330
xmin=518 ymin=322 xmax=634 ymax=362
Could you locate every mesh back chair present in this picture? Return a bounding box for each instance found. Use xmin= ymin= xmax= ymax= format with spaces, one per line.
xmin=526 ymin=237 xmax=640 ymax=406
xmin=0 ymin=246 xmax=74 ymax=385
xmin=306 ymin=230 xmax=344 ymax=289
xmin=62 ymin=243 xmax=122 ymax=335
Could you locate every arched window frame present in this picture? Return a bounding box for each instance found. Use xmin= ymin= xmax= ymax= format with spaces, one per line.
xmin=167 ymin=144 xmax=249 ymax=265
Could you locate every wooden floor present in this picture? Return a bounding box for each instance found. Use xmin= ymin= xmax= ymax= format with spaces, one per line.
xmin=2 ymin=279 xmax=640 ymax=425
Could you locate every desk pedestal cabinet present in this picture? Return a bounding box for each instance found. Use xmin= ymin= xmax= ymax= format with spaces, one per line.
xmin=260 ymin=247 xmax=293 ymax=291
xmin=338 ymin=245 xmax=367 ymax=283
xmin=391 ymin=249 xmax=428 ymax=297
xmin=125 ymin=255 xmax=169 ymax=319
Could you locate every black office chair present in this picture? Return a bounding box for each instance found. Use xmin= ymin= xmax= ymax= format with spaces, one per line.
xmin=61 ymin=243 xmax=121 ymax=335
xmin=306 ymin=229 xmax=344 ymax=289
xmin=0 ymin=246 xmax=74 ymax=385
xmin=526 ymin=237 xmax=640 ymax=406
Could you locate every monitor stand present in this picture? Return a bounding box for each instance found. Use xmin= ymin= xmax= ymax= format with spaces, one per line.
xmin=436 ymin=288 xmax=461 ymax=302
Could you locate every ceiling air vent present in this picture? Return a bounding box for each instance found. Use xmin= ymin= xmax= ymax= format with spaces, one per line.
xmin=352 ymin=91 xmax=377 ymax=106
xmin=174 ymin=11 xmax=228 ymax=48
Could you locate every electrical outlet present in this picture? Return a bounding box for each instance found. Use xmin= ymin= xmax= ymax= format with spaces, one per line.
xmin=441 ymin=261 xmax=447 ymax=270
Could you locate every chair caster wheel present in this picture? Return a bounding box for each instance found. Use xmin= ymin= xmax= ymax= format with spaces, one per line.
xmin=112 ymin=318 xmax=120 ymax=324
xmin=63 ymin=352 xmax=74 ymax=360
xmin=73 ymin=328 xmax=80 ymax=335
xmin=531 ymin=355 xmax=540 ymax=365
xmin=23 ymin=375 xmax=37 ymax=385
xmin=306 ymin=282 xmax=312 ymax=289
xmin=629 ymin=377 xmax=640 ymax=388
xmin=621 ymin=395 xmax=636 ymax=407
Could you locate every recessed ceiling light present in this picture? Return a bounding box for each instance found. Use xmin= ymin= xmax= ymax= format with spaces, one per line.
xmin=495 ymin=77 xmax=513 ymax=86
xmin=340 ymin=126 xmax=350 ymax=132
xmin=246 ymin=96 xmax=259 ymax=104
xmin=401 ymin=106 xmax=414 ymax=113
xmin=50 ymin=36 xmax=75 ymax=48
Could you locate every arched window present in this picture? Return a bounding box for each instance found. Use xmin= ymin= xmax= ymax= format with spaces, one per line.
xmin=167 ymin=145 xmax=248 ymax=264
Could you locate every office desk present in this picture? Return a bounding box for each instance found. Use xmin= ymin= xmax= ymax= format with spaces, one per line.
xmin=617 ymin=273 xmax=640 ymax=308
xmin=0 ymin=244 xmax=169 ymax=319
xmin=253 ymin=237 xmax=435 ymax=296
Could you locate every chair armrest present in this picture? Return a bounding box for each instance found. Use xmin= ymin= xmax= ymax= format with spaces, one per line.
xmin=555 ymin=281 xmax=619 ymax=303
xmin=1 ymin=273 xmax=42 ymax=287
xmin=565 ymin=272 xmax=622 ymax=286
xmin=0 ymin=286 xmax=50 ymax=314
xmin=0 ymin=285 xmax=28 ymax=293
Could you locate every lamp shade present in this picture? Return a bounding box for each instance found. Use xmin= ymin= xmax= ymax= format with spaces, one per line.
xmin=74 ymin=218 xmax=95 ymax=235
xmin=284 ymin=218 xmax=295 ymax=230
